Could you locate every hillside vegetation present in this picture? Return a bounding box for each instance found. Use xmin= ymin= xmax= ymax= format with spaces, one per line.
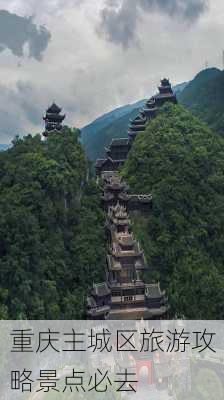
xmin=178 ymin=67 xmax=224 ymax=134
xmin=0 ymin=128 xmax=106 ymax=319
xmin=122 ymin=103 xmax=224 ymax=319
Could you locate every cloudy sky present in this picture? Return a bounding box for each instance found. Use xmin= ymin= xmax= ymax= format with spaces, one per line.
xmin=0 ymin=0 xmax=223 ymax=143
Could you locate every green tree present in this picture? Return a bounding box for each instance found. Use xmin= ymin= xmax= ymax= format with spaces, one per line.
xmin=122 ymin=103 xmax=224 ymax=318
xmin=0 ymin=128 xmax=106 ymax=319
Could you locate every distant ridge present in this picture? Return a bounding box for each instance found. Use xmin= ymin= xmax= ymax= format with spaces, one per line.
xmin=82 ymin=99 xmax=145 ymax=138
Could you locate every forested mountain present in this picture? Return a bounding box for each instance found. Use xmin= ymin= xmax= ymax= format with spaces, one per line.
xmin=122 ymin=103 xmax=224 ymax=319
xmin=172 ymin=81 xmax=188 ymax=95
xmin=0 ymin=128 xmax=106 ymax=319
xmin=178 ymin=67 xmax=224 ymax=134
xmin=81 ymin=83 xmax=188 ymax=161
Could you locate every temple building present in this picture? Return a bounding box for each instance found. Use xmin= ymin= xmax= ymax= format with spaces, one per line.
xmin=142 ymin=98 xmax=158 ymax=120
xmin=101 ymin=172 xmax=152 ymax=213
xmin=101 ymin=172 xmax=129 ymax=208
xmin=87 ymin=202 xmax=167 ymax=319
xmin=43 ymin=102 xmax=65 ymax=137
xmin=96 ymin=78 xmax=177 ymax=176
xmin=155 ymin=78 xmax=177 ymax=106
xmin=96 ymin=138 xmax=130 ymax=176
xmin=142 ymin=78 xmax=176 ymax=120
xmin=105 ymin=138 xmax=130 ymax=161
xmin=128 ymin=114 xmax=147 ymax=141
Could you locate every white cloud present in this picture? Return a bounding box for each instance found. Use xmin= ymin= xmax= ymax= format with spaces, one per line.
xmin=0 ymin=0 xmax=224 ymax=143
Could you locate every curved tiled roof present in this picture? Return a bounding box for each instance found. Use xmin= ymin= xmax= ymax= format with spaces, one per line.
xmin=47 ymin=102 xmax=62 ymax=114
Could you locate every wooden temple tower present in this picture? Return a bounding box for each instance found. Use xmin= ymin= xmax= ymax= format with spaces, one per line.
xmin=87 ymin=173 xmax=167 ymax=320
xmin=101 ymin=172 xmax=152 ymax=213
xmin=87 ymin=78 xmax=177 ymax=319
xmin=43 ymin=102 xmax=65 ymax=137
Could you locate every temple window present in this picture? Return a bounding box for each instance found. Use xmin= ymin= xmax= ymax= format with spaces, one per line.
xmin=124 ymin=296 xmax=133 ymax=302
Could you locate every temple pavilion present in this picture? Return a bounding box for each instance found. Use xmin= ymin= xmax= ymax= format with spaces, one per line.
xmin=43 ymin=102 xmax=65 ymax=137
xmin=87 ymin=202 xmax=167 ymax=319
xmin=96 ymin=78 xmax=177 ymax=176
xmin=142 ymin=98 xmax=158 ymax=120
xmin=96 ymin=138 xmax=130 ymax=176
xmin=101 ymin=172 xmax=152 ymax=212
xmin=155 ymin=78 xmax=177 ymax=106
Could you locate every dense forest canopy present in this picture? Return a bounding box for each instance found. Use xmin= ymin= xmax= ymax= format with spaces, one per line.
xmin=0 ymin=128 xmax=107 ymax=319
xmin=122 ymin=103 xmax=224 ymax=319
xmin=178 ymin=67 xmax=224 ymax=135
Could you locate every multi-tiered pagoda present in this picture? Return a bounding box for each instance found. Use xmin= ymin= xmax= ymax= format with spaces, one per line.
xmin=128 ymin=114 xmax=147 ymax=141
xmin=96 ymin=138 xmax=130 ymax=176
xmin=155 ymin=78 xmax=177 ymax=106
xmin=101 ymin=172 xmax=152 ymax=212
xmin=140 ymin=78 xmax=177 ymax=120
xmin=96 ymin=78 xmax=177 ymax=176
xmin=87 ymin=201 xmax=167 ymax=319
xmin=43 ymin=102 xmax=65 ymax=137
xmin=88 ymin=78 xmax=175 ymax=319
xmin=142 ymin=98 xmax=158 ymax=120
